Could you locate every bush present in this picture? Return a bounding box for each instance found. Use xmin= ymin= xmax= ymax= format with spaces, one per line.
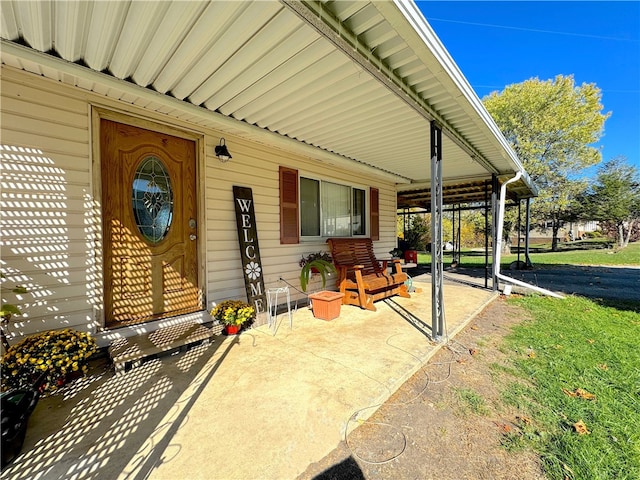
xmin=1 ymin=328 xmax=97 ymax=393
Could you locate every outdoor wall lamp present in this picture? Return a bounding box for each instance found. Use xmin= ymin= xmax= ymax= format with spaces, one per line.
xmin=215 ymin=138 xmax=232 ymax=163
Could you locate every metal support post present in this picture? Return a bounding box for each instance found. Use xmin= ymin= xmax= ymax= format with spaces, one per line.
xmin=484 ymin=181 xmax=489 ymax=288
xmin=430 ymin=121 xmax=445 ymax=341
xmin=451 ymin=205 xmax=456 ymax=264
xmin=517 ymin=199 xmax=522 ymax=265
xmin=525 ymin=198 xmax=533 ymax=267
xmin=456 ymin=204 xmax=461 ymax=264
xmin=491 ymin=174 xmax=499 ymax=291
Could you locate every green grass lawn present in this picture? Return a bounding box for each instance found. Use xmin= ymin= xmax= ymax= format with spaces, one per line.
xmin=417 ymin=241 xmax=640 ymax=268
xmin=498 ymin=295 xmax=640 ymax=479
xmin=527 ymin=241 xmax=640 ymax=266
xmin=420 ymin=241 xmax=640 ymax=477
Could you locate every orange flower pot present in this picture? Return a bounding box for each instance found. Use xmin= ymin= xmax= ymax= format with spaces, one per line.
xmin=309 ymin=291 xmax=344 ymax=321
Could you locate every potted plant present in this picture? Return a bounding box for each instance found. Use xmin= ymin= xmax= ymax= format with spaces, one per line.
xmin=389 ymin=247 xmax=403 ymax=259
xmin=403 ymin=215 xmax=429 ymax=263
xmin=299 ymin=252 xmax=336 ymax=292
xmin=1 ymin=328 xmax=97 ymax=393
xmin=210 ymin=299 xmax=255 ymax=335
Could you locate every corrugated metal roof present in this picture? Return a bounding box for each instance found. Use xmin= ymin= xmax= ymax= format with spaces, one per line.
xmin=0 ymin=0 xmax=535 ymax=201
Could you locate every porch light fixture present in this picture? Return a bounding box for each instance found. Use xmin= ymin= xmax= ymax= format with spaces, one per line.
xmin=215 ymin=138 xmax=232 ymax=163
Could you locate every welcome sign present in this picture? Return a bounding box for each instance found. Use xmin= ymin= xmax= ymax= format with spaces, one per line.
xmin=233 ymin=186 xmax=267 ymax=325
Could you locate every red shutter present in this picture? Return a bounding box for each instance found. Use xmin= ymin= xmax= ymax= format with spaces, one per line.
xmin=370 ymin=187 xmax=379 ymax=241
xmin=279 ymin=166 xmax=299 ymax=244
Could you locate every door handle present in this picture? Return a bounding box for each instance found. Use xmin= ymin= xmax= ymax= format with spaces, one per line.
xmin=189 ymin=234 xmax=197 ymax=241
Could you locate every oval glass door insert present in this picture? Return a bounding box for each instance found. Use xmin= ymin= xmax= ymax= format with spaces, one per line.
xmin=132 ymin=156 xmax=173 ymax=243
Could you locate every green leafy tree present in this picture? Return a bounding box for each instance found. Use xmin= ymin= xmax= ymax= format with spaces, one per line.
xmin=403 ymin=214 xmax=430 ymax=250
xmin=484 ymin=75 xmax=610 ymax=251
xmin=580 ymin=157 xmax=640 ymax=247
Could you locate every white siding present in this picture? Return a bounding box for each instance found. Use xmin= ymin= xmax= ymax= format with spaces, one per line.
xmin=1 ymin=65 xmax=398 ymax=343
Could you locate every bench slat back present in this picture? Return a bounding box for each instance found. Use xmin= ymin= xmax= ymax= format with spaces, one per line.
xmin=327 ymin=238 xmax=384 ymax=277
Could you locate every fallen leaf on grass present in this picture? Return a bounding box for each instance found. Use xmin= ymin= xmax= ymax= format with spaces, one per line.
xmin=516 ymin=415 xmax=532 ymax=426
xmin=469 ymin=348 xmax=478 ymax=356
xmin=495 ymin=422 xmax=512 ymax=434
xmin=470 ymin=325 xmax=478 ymax=330
xmin=598 ymin=364 xmax=608 ymax=370
xmin=575 ymin=388 xmax=596 ymax=400
xmin=573 ymin=420 xmax=590 ymax=435
xmin=563 ymin=388 xmax=596 ymax=400
xmin=456 ymin=358 xmax=467 ymax=364
xmin=587 ymin=339 xmax=595 ymax=344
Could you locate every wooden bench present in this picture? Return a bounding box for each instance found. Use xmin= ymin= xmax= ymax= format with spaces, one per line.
xmin=108 ymin=321 xmax=213 ymax=374
xmin=327 ymin=238 xmax=410 ymax=312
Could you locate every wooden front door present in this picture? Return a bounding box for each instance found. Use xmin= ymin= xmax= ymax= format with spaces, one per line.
xmin=101 ymin=119 xmax=200 ymax=328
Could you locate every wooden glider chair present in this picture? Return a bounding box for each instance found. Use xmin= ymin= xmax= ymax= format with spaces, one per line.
xmin=327 ymin=238 xmax=410 ymax=312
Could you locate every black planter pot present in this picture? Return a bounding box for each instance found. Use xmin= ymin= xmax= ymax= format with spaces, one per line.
xmin=1 ymin=373 xmax=46 ymax=467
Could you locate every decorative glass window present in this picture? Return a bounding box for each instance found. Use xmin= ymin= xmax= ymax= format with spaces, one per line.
xmin=132 ymin=156 xmax=173 ymax=243
xmin=300 ymin=176 xmax=367 ymax=237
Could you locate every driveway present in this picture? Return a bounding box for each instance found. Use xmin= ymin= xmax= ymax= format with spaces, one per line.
xmin=409 ymin=264 xmax=640 ymax=303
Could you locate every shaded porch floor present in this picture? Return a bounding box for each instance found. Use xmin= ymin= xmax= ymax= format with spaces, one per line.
xmin=2 ymin=280 xmax=497 ymax=480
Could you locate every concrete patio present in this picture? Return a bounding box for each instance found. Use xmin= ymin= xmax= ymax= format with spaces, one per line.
xmin=1 ymin=279 xmax=497 ymax=480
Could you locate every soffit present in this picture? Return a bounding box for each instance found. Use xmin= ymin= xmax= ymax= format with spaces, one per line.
xmin=0 ymin=0 xmax=535 ymax=200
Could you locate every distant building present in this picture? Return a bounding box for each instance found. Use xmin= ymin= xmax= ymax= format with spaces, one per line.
xmin=513 ymin=221 xmax=599 ymax=245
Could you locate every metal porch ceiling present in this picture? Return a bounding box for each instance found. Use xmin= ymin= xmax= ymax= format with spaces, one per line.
xmin=0 ymin=0 xmax=535 ymax=199
xmin=397 ymin=174 xmax=536 ymax=209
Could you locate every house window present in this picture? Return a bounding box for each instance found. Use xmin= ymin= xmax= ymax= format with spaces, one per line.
xmin=300 ymin=177 xmax=320 ymax=236
xmin=301 ymin=177 xmax=366 ymax=237
xmin=353 ymin=187 xmax=366 ymax=235
xmin=279 ymin=167 xmax=379 ymax=244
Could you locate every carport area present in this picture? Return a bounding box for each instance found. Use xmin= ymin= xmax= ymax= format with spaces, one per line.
xmin=3 ymin=280 xmax=496 ymax=480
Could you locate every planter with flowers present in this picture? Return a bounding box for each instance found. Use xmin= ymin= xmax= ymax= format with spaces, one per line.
xmin=210 ymin=299 xmax=255 ymax=335
xmin=1 ymin=328 xmax=97 ymax=393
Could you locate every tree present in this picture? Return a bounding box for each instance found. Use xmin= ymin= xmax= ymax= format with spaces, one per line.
xmin=580 ymin=156 xmax=640 ymax=248
xmin=402 ymin=214 xmax=430 ymax=251
xmin=484 ymin=75 xmax=610 ymax=250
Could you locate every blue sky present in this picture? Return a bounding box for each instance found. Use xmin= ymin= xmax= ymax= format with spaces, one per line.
xmin=416 ymin=1 xmax=640 ymax=178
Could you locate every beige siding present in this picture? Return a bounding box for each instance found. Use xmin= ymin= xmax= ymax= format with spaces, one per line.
xmin=203 ymin=136 xmax=398 ymax=306
xmin=1 ymin=65 xmax=399 ymax=342
xmin=1 ymin=68 xmax=93 ymax=339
